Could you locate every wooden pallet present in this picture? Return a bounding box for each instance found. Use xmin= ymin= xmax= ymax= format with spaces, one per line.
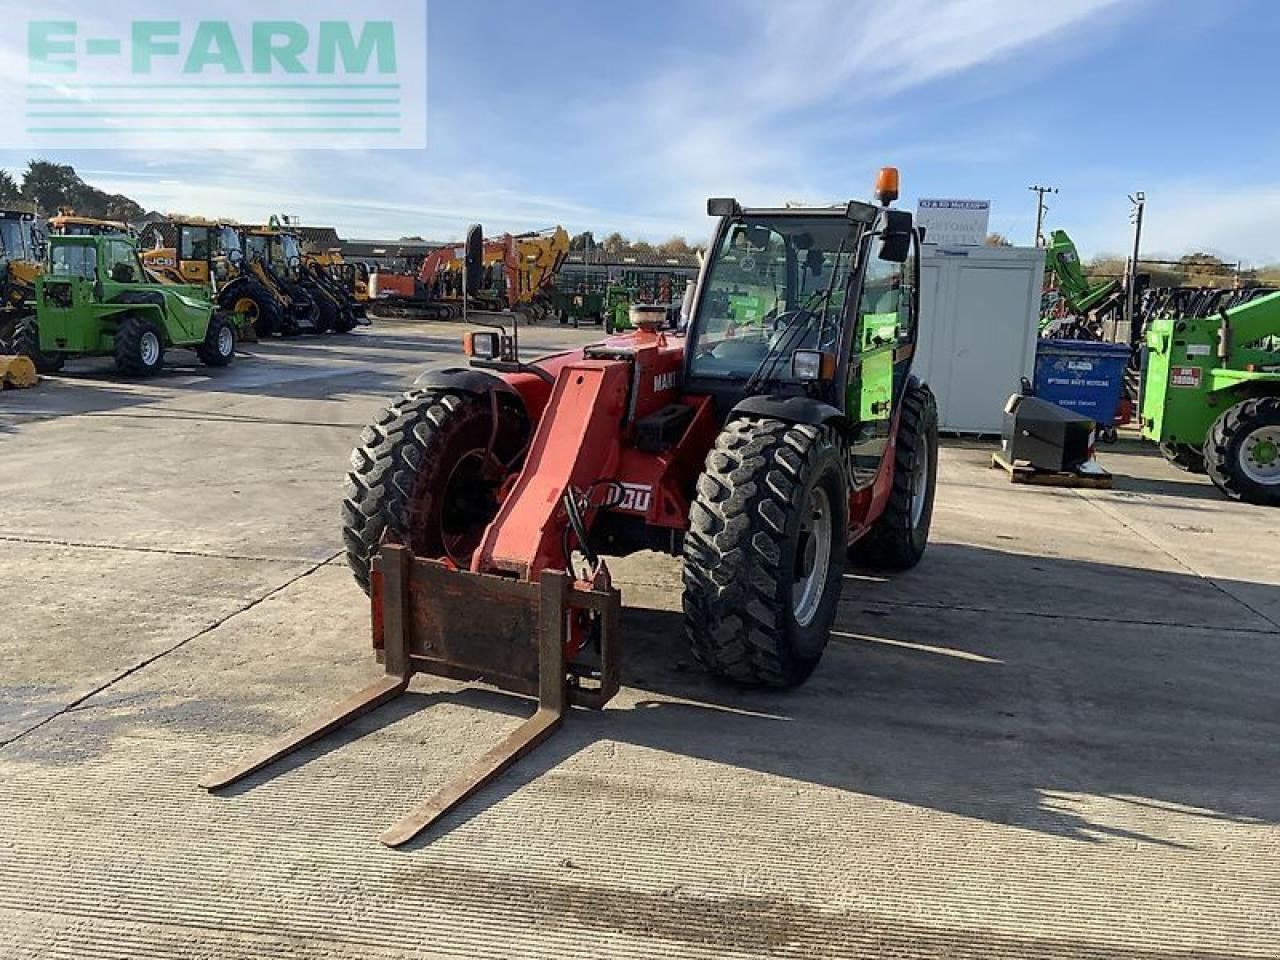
xmin=990 ymin=450 xmax=1113 ymax=489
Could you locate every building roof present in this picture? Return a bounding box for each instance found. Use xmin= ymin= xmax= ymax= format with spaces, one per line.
xmin=564 ymin=251 xmax=700 ymax=269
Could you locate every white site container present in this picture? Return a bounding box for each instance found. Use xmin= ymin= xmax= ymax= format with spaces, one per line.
xmin=914 ymin=244 xmax=1045 ymax=434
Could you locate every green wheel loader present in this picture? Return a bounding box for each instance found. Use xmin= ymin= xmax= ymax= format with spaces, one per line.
xmin=11 ymin=233 xmax=236 ymax=378
xmin=1141 ymin=290 xmax=1280 ymax=505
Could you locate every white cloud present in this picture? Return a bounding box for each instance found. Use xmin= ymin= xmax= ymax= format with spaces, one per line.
xmin=583 ymin=0 xmax=1134 ymax=239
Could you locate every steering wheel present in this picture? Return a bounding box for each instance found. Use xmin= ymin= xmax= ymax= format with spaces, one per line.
xmin=769 ymin=308 xmax=811 ymax=337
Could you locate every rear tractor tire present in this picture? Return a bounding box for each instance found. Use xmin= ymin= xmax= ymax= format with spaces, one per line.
xmin=342 ymin=389 xmax=529 ymax=594
xmin=4 ymin=317 xmax=65 ymax=374
xmin=1203 ymin=397 xmax=1280 ymax=506
xmin=682 ymin=417 xmax=848 ymax=688
xmin=196 ymin=314 xmax=237 ymax=367
xmin=113 ymin=315 xmax=165 ymax=377
xmin=1159 ymin=441 xmax=1206 ymax=474
xmin=226 ymin=283 xmax=282 ymax=339
xmin=850 ymin=382 xmax=939 ymax=570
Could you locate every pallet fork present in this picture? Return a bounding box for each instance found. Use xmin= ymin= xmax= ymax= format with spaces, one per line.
xmin=200 ymin=544 xmax=620 ymax=846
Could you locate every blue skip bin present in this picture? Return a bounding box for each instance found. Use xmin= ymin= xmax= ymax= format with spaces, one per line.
xmin=1033 ymin=339 xmax=1131 ymax=428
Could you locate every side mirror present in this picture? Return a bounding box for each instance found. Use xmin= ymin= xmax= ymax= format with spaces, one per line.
xmin=876 ymin=209 xmax=913 ymax=263
xmin=707 ymin=197 xmax=739 ymax=217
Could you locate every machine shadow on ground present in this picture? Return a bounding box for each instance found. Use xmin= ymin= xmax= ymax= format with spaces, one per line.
xmin=1104 ymin=471 xmax=1225 ymax=502
xmin=201 ymin=542 xmax=1280 ymax=851
xmin=0 ymin=382 xmax=161 ymax=433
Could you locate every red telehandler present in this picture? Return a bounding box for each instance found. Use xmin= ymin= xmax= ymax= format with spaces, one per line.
xmin=202 ymin=169 xmax=939 ymax=845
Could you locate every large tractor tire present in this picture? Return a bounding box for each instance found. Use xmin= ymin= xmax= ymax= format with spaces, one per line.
xmin=850 ymin=383 xmax=939 ymax=570
xmin=1203 ymin=397 xmax=1280 ymax=506
xmin=342 ymin=389 xmax=529 ymax=594
xmin=196 ymin=313 xmax=237 ymax=367
xmin=1159 ymin=441 xmax=1206 ymax=474
xmin=682 ymin=417 xmax=847 ymax=688
xmin=226 ymin=282 xmax=282 ymax=339
xmin=113 ymin=315 xmax=166 ymax=377
xmin=311 ymin=288 xmax=338 ymax=334
xmin=4 ymin=317 xmax=64 ymax=374
xmin=333 ymin=308 xmax=359 ymax=334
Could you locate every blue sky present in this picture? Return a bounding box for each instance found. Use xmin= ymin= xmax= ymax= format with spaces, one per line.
xmin=4 ymin=0 xmax=1280 ymax=263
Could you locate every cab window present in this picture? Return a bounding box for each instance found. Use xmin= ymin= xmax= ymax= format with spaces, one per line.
xmin=180 ymin=226 xmax=210 ymax=261
xmin=857 ymin=258 xmax=902 ymax=350
xmin=103 ymin=239 xmax=141 ymax=283
xmin=49 ymin=243 xmax=96 ymax=279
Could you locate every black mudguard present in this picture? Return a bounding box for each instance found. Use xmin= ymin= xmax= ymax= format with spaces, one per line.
xmin=728 ymin=394 xmax=846 ymax=428
xmin=412 ymin=364 xmax=526 ymax=411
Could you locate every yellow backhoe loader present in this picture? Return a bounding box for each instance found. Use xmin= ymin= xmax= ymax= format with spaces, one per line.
xmin=141 ymin=218 xmax=258 ymax=341
xmin=0 ymin=208 xmax=44 ymax=387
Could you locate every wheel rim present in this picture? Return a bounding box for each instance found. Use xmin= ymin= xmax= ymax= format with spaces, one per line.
xmin=437 ymin=449 xmax=498 ymax=563
xmin=793 ymin=485 xmax=833 ymax=627
xmin=140 ymin=330 xmax=161 ymax=366
xmin=910 ymin=438 xmax=931 ymax=528
xmin=1239 ymin=426 xmax=1280 ymax=485
xmin=235 ymin=297 xmax=259 ymax=320
xmin=217 ymin=324 xmax=234 ymax=356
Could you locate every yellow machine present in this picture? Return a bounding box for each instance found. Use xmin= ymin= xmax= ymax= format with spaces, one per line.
xmin=512 ymin=226 xmax=570 ymax=320
xmin=0 ymin=208 xmax=44 ymax=386
xmin=298 ymin=243 xmax=370 ymax=305
xmin=1 ymin=209 xmax=42 ymax=334
xmin=141 ymin=217 xmax=241 ymax=288
xmin=0 ymin=353 xmax=37 ymax=389
xmin=47 ymin=208 xmax=133 ymax=238
xmin=216 ymin=220 xmax=358 ymax=336
xmin=141 ymin=217 xmax=261 ymax=340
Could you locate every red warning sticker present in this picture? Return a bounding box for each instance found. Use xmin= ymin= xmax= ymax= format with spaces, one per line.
xmin=1170 ymin=366 xmax=1202 ymax=388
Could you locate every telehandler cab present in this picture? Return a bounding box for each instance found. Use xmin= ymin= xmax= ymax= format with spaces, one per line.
xmin=1142 ymin=289 xmax=1280 ymax=505
xmin=202 ymin=169 xmax=939 ymax=846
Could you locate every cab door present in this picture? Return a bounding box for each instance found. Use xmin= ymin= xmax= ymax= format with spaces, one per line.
xmin=179 ymin=226 xmax=211 ymax=285
xmin=847 ymin=255 xmax=905 ymax=487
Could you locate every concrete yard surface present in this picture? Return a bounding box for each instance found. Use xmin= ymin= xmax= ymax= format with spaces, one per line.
xmin=1 ymin=321 xmax=1278 ymax=959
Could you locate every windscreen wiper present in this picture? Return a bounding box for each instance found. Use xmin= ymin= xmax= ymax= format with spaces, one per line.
xmin=741 ymin=287 xmax=830 ymax=394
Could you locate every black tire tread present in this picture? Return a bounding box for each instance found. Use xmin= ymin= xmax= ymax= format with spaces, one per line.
xmin=113 ymin=315 xmax=163 ymax=377
xmin=682 ymin=417 xmax=842 ymax=688
xmin=1203 ymin=396 xmax=1280 ymax=506
xmin=341 ymin=389 xmax=525 ymax=594
xmin=222 ymin=280 xmax=282 ymax=339
xmin=1160 ymin=441 xmax=1206 ymax=474
xmin=196 ymin=313 xmax=236 ymax=367
xmin=4 ymin=317 xmax=64 ymax=373
xmin=851 ymin=383 xmax=938 ymax=570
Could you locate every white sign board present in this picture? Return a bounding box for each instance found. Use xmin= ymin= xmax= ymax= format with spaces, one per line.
xmin=916 ymin=199 xmax=991 ymax=246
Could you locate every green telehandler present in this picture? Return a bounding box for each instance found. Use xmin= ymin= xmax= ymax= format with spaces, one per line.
xmin=1041 ymin=229 xmax=1124 ymax=337
xmin=11 ymin=233 xmax=236 ymax=377
xmin=1141 ymin=290 xmax=1280 ymax=505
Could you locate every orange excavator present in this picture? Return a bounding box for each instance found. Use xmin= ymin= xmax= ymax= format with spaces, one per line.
xmin=369 ymin=225 xmax=568 ymax=320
